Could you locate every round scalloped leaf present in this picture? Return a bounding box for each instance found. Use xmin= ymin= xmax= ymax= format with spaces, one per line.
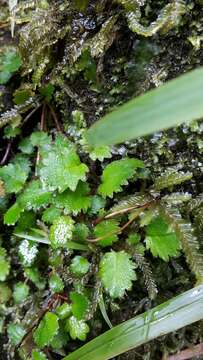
xmin=66 ymin=316 xmax=89 ymax=341
xmin=49 ymin=273 xmax=64 ymax=293
xmin=0 ymin=247 xmax=10 ymax=281
xmin=39 ymin=135 xmax=88 ymax=192
xmin=98 ymin=158 xmax=144 ymax=198
xmin=70 ymin=256 xmax=90 ymax=276
xmin=4 ymin=202 xmax=22 ymax=225
xmin=99 ymin=251 xmax=136 ymax=298
xmin=33 ymin=312 xmax=59 ymax=348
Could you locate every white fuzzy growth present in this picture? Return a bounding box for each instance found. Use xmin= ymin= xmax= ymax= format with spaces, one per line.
xmin=19 ymin=240 xmax=38 ymax=266
xmin=54 ymin=218 xmax=73 ymax=245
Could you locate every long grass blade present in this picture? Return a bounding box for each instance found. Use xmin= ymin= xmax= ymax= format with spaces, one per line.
xmin=87 ymin=67 xmax=203 ymax=146
xmin=64 ymin=285 xmax=203 ymax=360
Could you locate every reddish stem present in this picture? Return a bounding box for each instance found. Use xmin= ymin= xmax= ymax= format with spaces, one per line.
xmin=167 ymin=343 xmax=203 ymax=360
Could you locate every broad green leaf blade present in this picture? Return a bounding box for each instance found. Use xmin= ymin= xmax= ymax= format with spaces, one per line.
xmin=99 ymin=251 xmax=136 ymax=298
xmin=63 ymin=285 xmax=203 ymax=360
xmin=86 ymin=67 xmax=203 ymax=146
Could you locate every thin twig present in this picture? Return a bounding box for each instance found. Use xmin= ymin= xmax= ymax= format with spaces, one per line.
xmin=48 ymin=104 xmax=62 ymax=132
xmin=0 ymin=142 xmax=12 ymax=165
xmin=22 ymin=104 xmax=42 ymax=125
xmin=88 ymin=208 xmax=144 ymax=243
xmin=167 ymin=343 xmax=203 ymax=360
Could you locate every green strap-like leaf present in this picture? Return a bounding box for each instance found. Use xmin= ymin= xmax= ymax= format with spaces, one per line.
xmin=86 ymin=67 xmax=203 ymax=146
xmin=63 ymin=285 xmax=203 ymax=360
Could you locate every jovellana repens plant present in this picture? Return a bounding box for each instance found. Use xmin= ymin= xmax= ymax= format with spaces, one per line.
xmin=1 ymin=0 xmax=203 ymax=359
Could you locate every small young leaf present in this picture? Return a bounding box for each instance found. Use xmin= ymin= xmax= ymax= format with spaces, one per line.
xmin=49 ymin=216 xmax=74 ymax=249
xmin=70 ymin=256 xmax=90 ymax=276
xmin=56 ymin=303 xmax=72 ymax=320
xmin=73 ymin=223 xmax=89 ymax=243
xmin=39 ymin=135 xmax=88 ymax=192
xmin=99 ymin=251 xmax=136 ymax=298
xmin=70 ymin=292 xmax=89 ymax=320
xmin=89 ymin=195 xmax=106 ymax=215
xmin=8 ymin=323 xmax=26 ymax=345
xmin=98 ymin=158 xmax=144 ymax=198
xmin=53 ymin=182 xmax=91 ymax=215
xmin=94 ymin=220 xmax=120 ymax=247
xmin=13 ymin=282 xmax=29 ymax=304
xmin=89 ymin=145 xmax=112 ymax=161
xmin=33 ymin=312 xmax=59 ymax=348
xmin=145 ymin=216 xmax=181 ymax=261
xmin=66 ymin=316 xmax=89 ymax=341
xmin=49 ymin=273 xmax=64 ymax=293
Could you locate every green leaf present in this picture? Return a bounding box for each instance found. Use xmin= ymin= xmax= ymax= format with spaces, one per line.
xmin=17 ymin=180 xmax=52 ymax=211
xmin=70 ymin=292 xmax=89 ymax=320
xmin=49 ymin=216 xmax=75 ymax=249
xmin=86 ymin=67 xmax=203 ymax=146
xmin=39 ymin=83 xmax=55 ymax=102
xmin=13 ymin=282 xmax=29 ymax=304
xmin=18 ymin=137 xmax=34 ymax=154
xmin=94 ymin=220 xmax=120 ymax=247
xmin=0 ymin=162 xmax=29 ymax=194
xmin=33 ymin=312 xmax=59 ymax=348
xmin=18 ymin=240 xmax=38 ymax=267
xmin=4 ymin=203 xmax=22 ymax=225
xmin=145 ymin=216 xmax=181 ymax=261
xmin=0 ymin=283 xmax=12 ymax=303
xmin=89 ymin=145 xmax=112 ymax=162
xmin=30 ymin=131 xmax=51 ymax=148
xmin=70 ymin=256 xmax=90 ymax=276
xmin=53 ymin=182 xmax=91 ymax=215
xmin=0 ymin=248 xmax=10 ymax=281
xmin=32 ymin=350 xmax=48 ymax=360
xmin=98 ymin=158 xmax=144 ymax=198
xmin=89 ymin=195 xmax=106 ymax=215
xmin=49 ymin=273 xmax=64 ymax=293
xmin=39 ymin=135 xmax=88 ymax=192
xmin=66 ymin=316 xmax=89 ymax=341
xmin=99 ymin=251 xmax=136 ymax=298
xmin=73 ymin=223 xmax=89 ymax=243
xmin=56 ymin=303 xmax=72 ymax=320
xmin=8 ymin=323 xmax=26 ymax=345
xmin=42 ymin=206 xmax=62 ymax=224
